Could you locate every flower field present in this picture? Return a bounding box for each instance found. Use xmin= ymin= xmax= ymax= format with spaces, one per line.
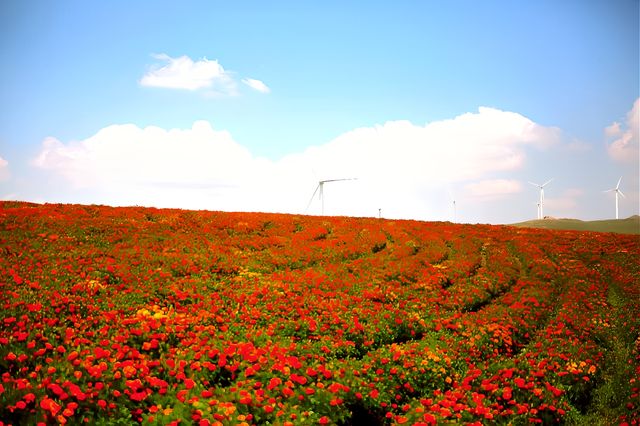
xmin=1 ymin=201 xmax=639 ymax=425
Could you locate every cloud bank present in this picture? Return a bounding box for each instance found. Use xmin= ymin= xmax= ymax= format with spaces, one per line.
xmin=32 ymin=107 xmax=562 ymax=219
xmin=606 ymin=98 xmax=639 ymax=163
xmin=293 ymin=107 xmax=559 ymax=184
xmin=32 ymin=121 xmax=271 ymax=210
xmin=139 ymin=54 xmax=269 ymax=95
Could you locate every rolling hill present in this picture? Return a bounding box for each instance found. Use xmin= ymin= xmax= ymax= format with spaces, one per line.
xmin=511 ymin=215 xmax=640 ymax=235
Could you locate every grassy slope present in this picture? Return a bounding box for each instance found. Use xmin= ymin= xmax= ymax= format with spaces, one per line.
xmin=511 ymin=215 xmax=640 ymax=235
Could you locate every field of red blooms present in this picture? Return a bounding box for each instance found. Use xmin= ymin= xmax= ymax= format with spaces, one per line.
xmin=1 ymin=201 xmax=639 ymax=425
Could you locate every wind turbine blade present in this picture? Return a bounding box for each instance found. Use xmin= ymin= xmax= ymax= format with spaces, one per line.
xmin=528 ymin=181 xmax=540 ymax=187
xmin=618 ymin=189 xmax=625 ymax=198
xmin=542 ymin=178 xmax=554 ymax=187
xmin=305 ymin=184 xmax=320 ymax=213
xmin=616 ymin=176 xmax=622 ymax=189
xmin=321 ymin=178 xmax=358 ymax=183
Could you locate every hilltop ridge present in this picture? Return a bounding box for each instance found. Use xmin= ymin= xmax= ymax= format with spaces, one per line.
xmin=511 ymin=215 xmax=640 ymax=235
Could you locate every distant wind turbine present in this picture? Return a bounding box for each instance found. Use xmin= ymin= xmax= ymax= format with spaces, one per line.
xmin=447 ymin=189 xmax=457 ymax=223
xmin=305 ymin=178 xmax=357 ymax=215
xmin=528 ymin=179 xmax=553 ymax=219
xmin=604 ymin=176 xmax=625 ymax=220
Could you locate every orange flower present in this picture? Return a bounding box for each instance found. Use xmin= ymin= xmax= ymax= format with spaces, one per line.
xmin=40 ymin=398 xmax=61 ymax=416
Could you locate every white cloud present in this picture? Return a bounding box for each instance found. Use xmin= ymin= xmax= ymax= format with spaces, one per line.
xmin=606 ymin=98 xmax=639 ymax=163
xmin=33 ymin=120 xmax=258 ymax=187
xmin=464 ymin=179 xmax=522 ymax=199
xmin=139 ymin=54 xmax=272 ymax=97
xmin=32 ymin=107 xmax=563 ymax=220
xmin=605 ymin=122 xmax=621 ymax=138
xmin=0 ymin=156 xmax=9 ymax=182
xmin=33 ymin=122 xmax=275 ymax=210
xmin=286 ymin=107 xmax=559 ymax=185
xmin=139 ymin=54 xmax=237 ymax=93
xmin=242 ymin=78 xmax=270 ymax=93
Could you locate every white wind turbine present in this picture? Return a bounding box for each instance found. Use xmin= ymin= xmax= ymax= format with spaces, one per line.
xmin=305 ymin=178 xmax=357 ymax=215
xmin=447 ymin=189 xmax=457 ymax=223
xmin=528 ymin=178 xmax=553 ymax=219
xmin=604 ymin=177 xmax=625 ymax=220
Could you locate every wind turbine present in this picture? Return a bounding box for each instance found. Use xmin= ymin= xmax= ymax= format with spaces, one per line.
xmin=305 ymin=178 xmax=357 ymax=215
xmin=604 ymin=176 xmax=625 ymax=219
xmin=528 ymin=179 xmax=553 ymax=219
xmin=447 ymin=189 xmax=457 ymax=223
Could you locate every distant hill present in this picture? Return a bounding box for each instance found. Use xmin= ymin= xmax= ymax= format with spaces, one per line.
xmin=511 ymin=215 xmax=640 ymax=235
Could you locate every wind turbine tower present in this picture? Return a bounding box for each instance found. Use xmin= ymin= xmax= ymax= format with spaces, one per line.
xmin=529 ymin=179 xmax=553 ymax=219
xmin=448 ymin=189 xmax=457 ymax=223
xmin=605 ymin=177 xmax=625 ymax=220
xmin=305 ymin=178 xmax=357 ymax=215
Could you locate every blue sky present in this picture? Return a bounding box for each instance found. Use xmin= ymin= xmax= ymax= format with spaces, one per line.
xmin=1 ymin=0 xmax=638 ymax=223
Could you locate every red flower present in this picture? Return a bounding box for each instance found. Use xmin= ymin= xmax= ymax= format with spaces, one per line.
xmin=545 ymin=382 xmax=563 ymax=397
xmin=129 ymin=391 xmax=147 ymax=402
xmin=502 ymin=387 xmax=513 ymax=400
xmin=176 ymin=390 xmax=188 ymax=403
xmin=40 ymin=398 xmax=61 ymax=416
xmin=422 ymin=413 xmax=437 ymax=425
